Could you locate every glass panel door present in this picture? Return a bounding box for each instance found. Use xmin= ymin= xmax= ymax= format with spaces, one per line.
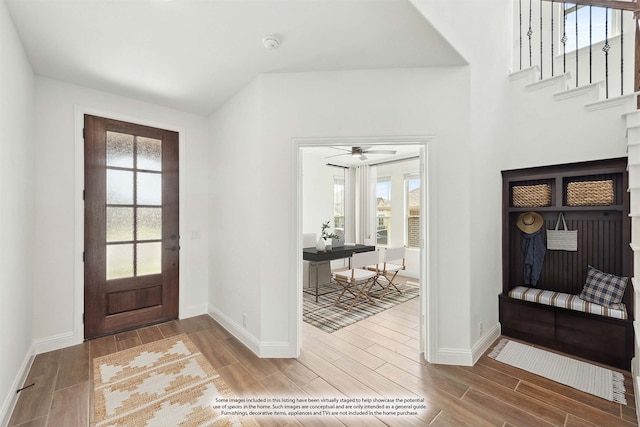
xmin=84 ymin=114 xmax=179 ymax=339
xmin=105 ymin=131 xmax=163 ymax=280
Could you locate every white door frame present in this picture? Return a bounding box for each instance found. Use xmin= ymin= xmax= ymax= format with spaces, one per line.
xmin=291 ymin=135 xmax=438 ymax=361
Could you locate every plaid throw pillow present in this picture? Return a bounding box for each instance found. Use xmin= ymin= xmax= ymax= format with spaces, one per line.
xmin=579 ymin=266 xmax=628 ymax=307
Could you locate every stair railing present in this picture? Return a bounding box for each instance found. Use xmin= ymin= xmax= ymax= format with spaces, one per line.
xmin=515 ymin=0 xmax=640 ymax=107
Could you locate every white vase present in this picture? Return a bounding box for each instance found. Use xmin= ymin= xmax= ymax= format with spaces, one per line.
xmin=325 ymin=239 xmax=332 ymax=251
xmin=315 ymin=237 xmax=326 ymax=251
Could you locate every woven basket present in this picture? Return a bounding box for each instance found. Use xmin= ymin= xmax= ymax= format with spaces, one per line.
xmin=566 ymin=180 xmax=614 ymax=206
xmin=512 ymin=184 xmax=552 ymax=207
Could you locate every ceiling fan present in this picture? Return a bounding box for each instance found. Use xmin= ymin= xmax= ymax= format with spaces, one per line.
xmin=325 ymin=146 xmax=397 ymax=161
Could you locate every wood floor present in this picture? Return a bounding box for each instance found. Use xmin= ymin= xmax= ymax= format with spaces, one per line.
xmin=6 ymin=294 xmax=638 ymax=426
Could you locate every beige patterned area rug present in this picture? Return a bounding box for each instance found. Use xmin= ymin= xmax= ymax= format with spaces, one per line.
xmin=93 ymin=334 xmax=258 ymax=426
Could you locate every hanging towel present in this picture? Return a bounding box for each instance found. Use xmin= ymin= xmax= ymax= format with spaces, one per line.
xmin=521 ymin=228 xmax=546 ymax=286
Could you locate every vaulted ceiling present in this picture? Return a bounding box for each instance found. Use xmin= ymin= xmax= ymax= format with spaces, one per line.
xmin=6 ymin=0 xmax=465 ymax=116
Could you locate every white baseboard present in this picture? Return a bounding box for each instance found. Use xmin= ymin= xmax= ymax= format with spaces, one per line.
xmin=34 ymin=331 xmax=76 ymax=354
xmin=182 ymin=303 xmax=208 ymax=319
xmin=29 ymin=302 xmax=228 ymax=356
xmin=0 ymin=341 xmax=36 ymax=427
xmin=33 ymin=303 xmax=210 ymax=355
xmin=471 ymin=323 xmax=501 ymax=365
xmin=433 ymin=323 xmax=500 ymax=366
xmin=258 ymin=341 xmax=297 ymax=358
xmin=207 ymin=305 xmax=296 ymax=358
xmin=434 ymin=346 xmax=474 ymax=366
xmin=207 ymin=305 xmax=261 ymax=356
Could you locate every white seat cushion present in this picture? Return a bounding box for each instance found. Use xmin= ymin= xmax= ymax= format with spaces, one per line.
xmin=334 ymin=268 xmax=377 ymax=283
xmin=381 ymin=262 xmax=403 ymax=273
xmin=508 ymin=286 xmax=627 ymax=320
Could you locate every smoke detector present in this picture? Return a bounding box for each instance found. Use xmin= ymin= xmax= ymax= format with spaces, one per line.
xmin=262 ymin=35 xmax=280 ymax=51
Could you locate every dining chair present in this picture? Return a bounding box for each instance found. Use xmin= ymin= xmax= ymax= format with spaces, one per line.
xmin=332 ymin=250 xmax=379 ymax=312
xmin=368 ymin=246 xmax=406 ymax=300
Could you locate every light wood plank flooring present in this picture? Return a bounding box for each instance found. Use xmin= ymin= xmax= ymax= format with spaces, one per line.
xmin=7 ymin=293 xmax=638 ymax=426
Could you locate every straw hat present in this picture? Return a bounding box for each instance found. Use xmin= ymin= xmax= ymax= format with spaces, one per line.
xmin=516 ymin=212 xmax=544 ymax=234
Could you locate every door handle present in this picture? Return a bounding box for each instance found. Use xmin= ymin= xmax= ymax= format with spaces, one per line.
xmin=165 ymin=246 xmax=179 ymax=251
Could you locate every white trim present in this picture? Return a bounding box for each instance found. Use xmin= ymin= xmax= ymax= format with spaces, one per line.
xmin=207 ymin=305 xmax=261 ymax=356
xmin=623 ymin=109 xmax=640 ymax=130
xmin=292 ymin=135 xmax=304 ymax=355
xmin=508 ymin=66 xmax=540 ymax=83
xmin=0 ymin=341 xmax=35 ymax=427
xmin=525 ymin=73 xmax=570 ymax=93
xmin=585 ymin=92 xmax=638 ymax=112
xmin=472 ymin=323 xmax=501 ymax=365
xmin=292 ymin=135 xmax=436 ymax=362
xmin=553 ymin=81 xmax=601 ymax=103
xmin=72 ymin=105 xmax=187 ymax=348
xmin=182 ymin=303 xmax=208 ymax=319
xmin=434 ymin=347 xmax=473 ymax=366
xmin=437 ymin=323 xmax=501 ymax=366
xmin=259 ymin=342 xmax=298 ymax=358
xmin=423 ymin=140 xmax=438 ymax=362
xmin=34 ymin=331 xmax=75 ymax=354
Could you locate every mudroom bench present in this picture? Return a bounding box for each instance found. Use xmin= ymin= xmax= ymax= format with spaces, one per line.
xmin=499 ymin=286 xmax=633 ymax=370
xmin=500 ymin=158 xmax=634 ymax=370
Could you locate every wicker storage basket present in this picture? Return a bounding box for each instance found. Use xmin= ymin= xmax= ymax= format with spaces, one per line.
xmin=512 ymin=184 xmax=552 ymax=207
xmin=566 ymin=180 xmax=614 ymax=206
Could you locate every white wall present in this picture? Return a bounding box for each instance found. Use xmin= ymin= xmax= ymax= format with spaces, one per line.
xmin=208 ymin=77 xmax=264 ymax=351
xmin=262 ymin=69 xmax=472 ymax=358
xmin=507 ymin=74 xmax=629 ymax=166
xmin=0 ymin=0 xmax=35 ymax=422
xmin=302 ymin=149 xmax=341 ymax=240
xmin=411 ymin=0 xmax=512 ymax=360
xmin=301 ymin=150 xmax=347 ymax=270
xmin=32 ymin=77 xmax=210 ymax=348
xmin=209 ymin=66 xmax=472 ymax=358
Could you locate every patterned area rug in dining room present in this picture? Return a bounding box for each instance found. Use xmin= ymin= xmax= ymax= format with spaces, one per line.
xmin=93 ymin=334 xmax=258 ymax=426
xmin=303 ymin=280 xmax=419 ymax=333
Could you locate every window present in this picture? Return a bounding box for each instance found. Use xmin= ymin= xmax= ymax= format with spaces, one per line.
xmin=562 ymin=4 xmax=615 ymax=53
xmin=333 ymin=176 xmax=345 ymax=234
xmin=376 ymin=177 xmax=391 ymax=245
xmin=406 ymin=174 xmax=420 ymax=248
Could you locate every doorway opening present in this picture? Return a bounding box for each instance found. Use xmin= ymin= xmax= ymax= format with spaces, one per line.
xmin=292 ymin=136 xmax=436 ymax=362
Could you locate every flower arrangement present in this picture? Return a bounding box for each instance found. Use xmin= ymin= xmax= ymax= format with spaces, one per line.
xmin=321 ymin=221 xmax=340 ymax=241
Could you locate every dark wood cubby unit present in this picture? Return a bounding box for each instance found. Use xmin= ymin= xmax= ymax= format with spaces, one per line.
xmin=500 ymin=157 xmax=634 ymax=370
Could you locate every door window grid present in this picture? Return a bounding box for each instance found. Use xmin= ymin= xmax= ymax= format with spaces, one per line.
xmin=376 ymin=177 xmax=391 ymax=245
xmin=406 ymin=173 xmax=420 ymax=249
xmin=106 ymin=131 xmax=162 ymax=280
xmin=334 ymin=175 xmax=345 ymax=233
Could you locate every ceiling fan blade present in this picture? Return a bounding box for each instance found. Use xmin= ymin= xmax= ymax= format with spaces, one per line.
xmin=363 ymin=149 xmax=397 ymax=155
xmin=324 ymin=152 xmax=349 ymax=159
